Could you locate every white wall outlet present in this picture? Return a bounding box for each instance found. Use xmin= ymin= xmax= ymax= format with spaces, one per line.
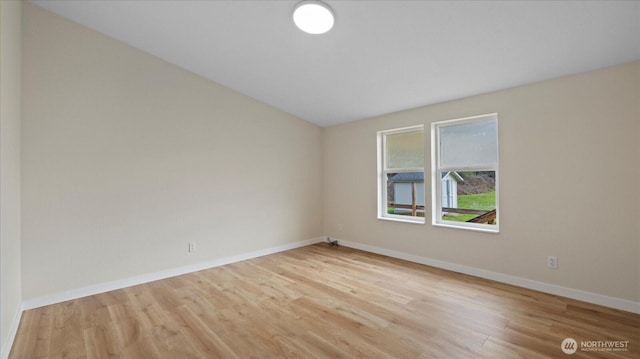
xmin=547 ymin=256 xmax=558 ymax=269
xmin=337 ymin=223 xmax=343 ymax=231
xmin=188 ymin=242 xmax=196 ymax=253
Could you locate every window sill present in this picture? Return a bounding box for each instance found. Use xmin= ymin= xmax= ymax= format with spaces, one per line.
xmin=432 ymin=222 xmax=499 ymax=233
xmin=378 ymin=216 xmax=425 ymax=225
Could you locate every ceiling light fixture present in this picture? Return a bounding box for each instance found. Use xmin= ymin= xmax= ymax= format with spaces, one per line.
xmin=293 ymin=0 xmax=335 ymax=34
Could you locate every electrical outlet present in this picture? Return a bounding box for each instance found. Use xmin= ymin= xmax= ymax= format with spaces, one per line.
xmin=337 ymin=223 xmax=343 ymax=231
xmin=547 ymin=256 xmax=558 ymax=269
xmin=188 ymin=242 xmax=196 ymax=253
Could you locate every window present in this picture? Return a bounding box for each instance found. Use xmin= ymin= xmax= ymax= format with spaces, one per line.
xmin=377 ymin=125 xmax=425 ymax=223
xmin=431 ymin=114 xmax=499 ymax=232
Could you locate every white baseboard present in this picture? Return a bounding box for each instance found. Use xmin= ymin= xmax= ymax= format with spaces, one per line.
xmin=20 ymin=235 xmax=639 ymax=314
xmin=335 ymin=238 xmax=640 ymax=314
xmin=1 ymin=302 xmax=23 ymax=359
xmin=23 ymin=237 xmax=325 ymax=310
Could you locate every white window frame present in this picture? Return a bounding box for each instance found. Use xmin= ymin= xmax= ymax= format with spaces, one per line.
xmin=377 ymin=125 xmax=425 ymax=224
xmin=431 ymin=114 xmax=499 ymax=232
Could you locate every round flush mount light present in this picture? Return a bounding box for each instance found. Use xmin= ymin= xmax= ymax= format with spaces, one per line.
xmin=293 ymin=0 xmax=335 ymax=34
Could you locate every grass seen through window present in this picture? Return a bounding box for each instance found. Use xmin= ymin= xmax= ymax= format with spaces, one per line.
xmin=443 ymin=191 xmax=496 ymax=222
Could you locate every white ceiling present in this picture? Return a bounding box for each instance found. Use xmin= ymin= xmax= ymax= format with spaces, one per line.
xmin=30 ymin=0 xmax=640 ymax=127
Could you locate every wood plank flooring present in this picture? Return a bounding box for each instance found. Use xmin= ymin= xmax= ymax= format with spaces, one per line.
xmin=10 ymin=244 xmax=640 ymax=358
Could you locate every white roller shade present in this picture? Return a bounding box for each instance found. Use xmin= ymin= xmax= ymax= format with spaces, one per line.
xmin=385 ymin=130 xmax=424 ymax=169
xmin=439 ymin=118 xmax=497 ymax=169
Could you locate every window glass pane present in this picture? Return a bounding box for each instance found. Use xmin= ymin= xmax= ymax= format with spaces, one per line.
xmin=385 ymin=131 xmax=424 ymax=169
xmin=386 ymin=172 xmax=425 ymax=217
xmin=441 ymin=171 xmax=496 ymax=225
xmin=440 ymin=119 xmax=497 ymax=168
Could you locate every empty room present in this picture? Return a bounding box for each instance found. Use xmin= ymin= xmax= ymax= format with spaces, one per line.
xmin=1 ymin=0 xmax=639 ymax=358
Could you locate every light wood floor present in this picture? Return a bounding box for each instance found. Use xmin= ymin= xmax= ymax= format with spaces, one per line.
xmin=10 ymin=244 xmax=639 ymax=358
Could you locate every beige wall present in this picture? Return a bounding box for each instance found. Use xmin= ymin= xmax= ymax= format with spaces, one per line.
xmin=21 ymin=3 xmax=322 ymax=300
xmin=323 ymin=62 xmax=640 ymax=303
xmin=0 ymin=0 xmax=22 ymax=355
